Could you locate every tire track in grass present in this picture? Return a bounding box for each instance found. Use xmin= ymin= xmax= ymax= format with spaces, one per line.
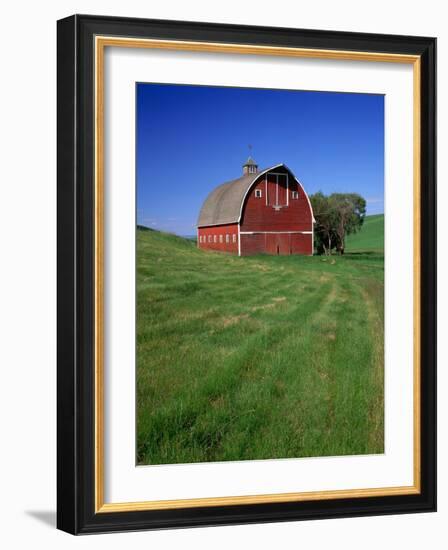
xmin=192 ymin=280 xmax=337 ymax=462
xmin=137 ymin=280 xmax=334 ymax=464
xmin=250 ymin=279 xmax=340 ymax=459
xmin=359 ymin=280 xmax=384 ymax=454
xmin=258 ymin=273 xmax=383 ymax=459
xmin=321 ymin=277 xmax=383 ymax=456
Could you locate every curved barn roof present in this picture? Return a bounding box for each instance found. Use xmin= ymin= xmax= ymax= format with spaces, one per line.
xmin=197 ymin=163 xmax=315 ymax=227
xmin=197 ymin=164 xmax=282 ymax=227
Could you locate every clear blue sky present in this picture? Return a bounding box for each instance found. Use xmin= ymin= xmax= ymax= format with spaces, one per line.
xmin=137 ymin=83 xmax=384 ymax=235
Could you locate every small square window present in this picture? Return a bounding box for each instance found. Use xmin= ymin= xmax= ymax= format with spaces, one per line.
xmin=226 ymin=234 xmax=230 ymax=243
xmin=208 ymin=235 xmax=212 ymax=243
xmin=255 ymin=189 xmax=262 ymax=198
xmin=214 ymin=235 xmax=217 ymax=243
xmin=292 ymin=191 xmax=299 ymax=199
xmin=219 ymin=235 xmax=223 ymax=243
xmin=232 ymin=234 xmax=237 ymax=243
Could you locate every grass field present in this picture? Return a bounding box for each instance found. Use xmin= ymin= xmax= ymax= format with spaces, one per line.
xmin=136 ymin=215 xmax=384 ymax=465
xmin=345 ymin=213 xmax=384 ymax=253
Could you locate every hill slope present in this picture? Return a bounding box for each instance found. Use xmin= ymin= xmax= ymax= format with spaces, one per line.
xmin=136 ymin=228 xmax=384 ymax=465
xmin=345 ymin=214 xmax=384 ymax=252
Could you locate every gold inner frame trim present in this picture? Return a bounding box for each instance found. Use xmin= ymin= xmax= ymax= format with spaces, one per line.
xmin=94 ymin=35 xmax=421 ymax=514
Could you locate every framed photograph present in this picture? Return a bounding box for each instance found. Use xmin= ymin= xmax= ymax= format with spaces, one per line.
xmin=57 ymin=14 xmax=436 ymax=534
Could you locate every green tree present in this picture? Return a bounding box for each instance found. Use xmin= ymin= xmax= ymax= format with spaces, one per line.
xmin=310 ymin=192 xmax=366 ymax=255
xmin=309 ymin=192 xmax=337 ymax=255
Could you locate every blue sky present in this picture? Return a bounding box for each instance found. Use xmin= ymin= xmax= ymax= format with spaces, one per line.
xmin=137 ymin=83 xmax=384 ymax=235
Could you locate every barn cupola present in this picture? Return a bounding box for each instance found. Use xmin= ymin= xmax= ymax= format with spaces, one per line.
xmin=242 ymin=156 xmax=258 ymax=176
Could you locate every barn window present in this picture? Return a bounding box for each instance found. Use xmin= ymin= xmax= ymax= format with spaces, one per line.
xmin=226 ymin=234 xmax=229 ymax=243
xmin=292 ymin=191 xmax=299 ymax=199
xmin=232 ymin=234 xmax=237 ymax=243
xmin=255 ymin=189 xmax=262 ymax=198
xmin=208 ymin=235 xmax=212 ymax=243
xmin=214 ymin=235 xmax=217 ymax=243
xmin=219 ymin=235 xmax=223 ymax=243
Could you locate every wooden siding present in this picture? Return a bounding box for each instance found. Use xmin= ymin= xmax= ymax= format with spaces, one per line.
xmin=197 ymin=223 xmax=239 ymax=255
xmin=240 ymin=167 xmax=313 ymax=233
xmin=241 ymin=233 xmax=312 ymax=256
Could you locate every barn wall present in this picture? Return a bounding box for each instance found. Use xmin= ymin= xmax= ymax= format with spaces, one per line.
xmin=197 ymin=223 xmax=239 ymax=254
xmin=240 ymin=233 xmax=265 ymax=256
xmin=241 ymin=232 xmax=312 ymax=256
xmin=240 ymin=167 xmax=313 ymax=233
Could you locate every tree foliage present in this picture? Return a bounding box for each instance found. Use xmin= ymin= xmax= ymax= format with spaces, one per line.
xmin=310 ymin=192 xmax=366 ymax=255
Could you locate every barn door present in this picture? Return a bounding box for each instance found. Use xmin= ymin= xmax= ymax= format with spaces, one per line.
xmin=266 ymin=234 xmax=291 ymax=255
xmin=278 ymin=234 xmax=291 ymax=255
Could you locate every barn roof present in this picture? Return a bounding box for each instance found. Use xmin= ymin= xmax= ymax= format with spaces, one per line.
xmin=197 ymin=164 xmax=283 ymax=227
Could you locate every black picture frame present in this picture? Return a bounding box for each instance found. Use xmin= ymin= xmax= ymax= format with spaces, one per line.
xmin=57 ymin=14 xmax=436 ymax=535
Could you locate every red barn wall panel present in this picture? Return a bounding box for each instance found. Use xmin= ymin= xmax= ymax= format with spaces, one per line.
xmin=241 ymin=233 xmax=312 ymax=256
xmin=240 ymin=234 xmax=265 ymax=256
xmin=241 ymin=167 xmax=313 ymax=233
xmin=197 ymin=224 xmax=238 ymax=254
xmin=291 ymin=233 xmax=313 ymax=255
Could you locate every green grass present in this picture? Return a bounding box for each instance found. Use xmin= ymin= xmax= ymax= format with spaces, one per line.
xmin=345 ymin=214 xmax=384 ymax=252
xmin=137 ymin=217 xmax=384 ymax=465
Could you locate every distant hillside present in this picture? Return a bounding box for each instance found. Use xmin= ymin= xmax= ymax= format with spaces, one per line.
xmin=137 ymin=224 xmax=155 ymax=232
xmin=345 ymin=214 xmax=384 ymax=253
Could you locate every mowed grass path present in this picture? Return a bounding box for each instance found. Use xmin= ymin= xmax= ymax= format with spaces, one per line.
xmin=137 ymin=223 xmax=384 ymax=465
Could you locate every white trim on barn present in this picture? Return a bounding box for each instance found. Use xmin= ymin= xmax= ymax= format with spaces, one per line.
xmin=237 ymin=225 xmax=241 ymax=257
xmin=266 ymin=171 xmax=289 ymax=208
xmin=196 ymin=221 xmax=240 ymax=228
xmin=289 ymin=171 xmax=316 ymax=224
xmin=310 ymin=220 xmax=314 ymax=256
xmin=240 ymin=230 xmax=313 ymax=235
xmin=237 ymin=164 xmax=313 ymax=223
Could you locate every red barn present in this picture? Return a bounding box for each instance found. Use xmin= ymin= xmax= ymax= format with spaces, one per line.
xmin=197 ymin=158 xmax=314 ymax=256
